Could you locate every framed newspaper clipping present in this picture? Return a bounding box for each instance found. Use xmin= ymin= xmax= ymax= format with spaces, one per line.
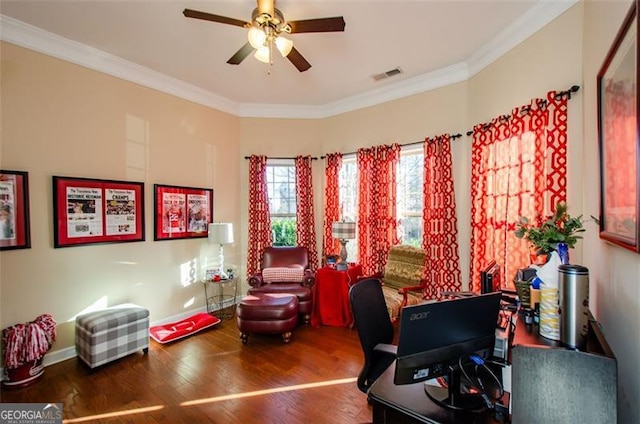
xmin=153 ymin=184 xmax=213 ymax=241
xmin=0 ymin=170 xmax=31 ymax=250
xmin=53 ymin=176 xmax=145 ymax=248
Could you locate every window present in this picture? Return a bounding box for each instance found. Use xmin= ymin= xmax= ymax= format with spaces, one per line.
xmin=397 ymin=148 xmax=424 ymax=247
xmin=266 ymin=163 xmax=296 ymax=246
xmin=339 ymin=157 xmax=358 ymax=260
xmin=337 ymin=147 xmax=424 ymax=258
xmin=339 ymin=158 xmax=358 ymax=221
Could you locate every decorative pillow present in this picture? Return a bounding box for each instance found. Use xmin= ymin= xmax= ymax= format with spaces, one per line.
xmin=262 ymin=267 xmax=304 ymax=283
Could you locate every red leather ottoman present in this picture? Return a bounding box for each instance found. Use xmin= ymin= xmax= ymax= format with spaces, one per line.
xmin=247 ymin=284 xmax=312 ymax=325
xmin=236 ymin=293 xmax=299 ymax=344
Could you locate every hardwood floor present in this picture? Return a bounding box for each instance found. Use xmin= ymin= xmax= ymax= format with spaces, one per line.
xmin=0 ymin=315 xmax=374 ymax=423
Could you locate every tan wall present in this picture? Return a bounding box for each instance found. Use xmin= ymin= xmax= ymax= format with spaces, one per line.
xmin=1 ymin=42 xmax=241 ymax=355
xmin=2 ymin=3 xmax=639 ymax=420
xmin=321 ymin=83 xmax=471 ymax=285
xmin=236 ymin=83 xmax=469 ymax=287
xmin=237 ymin=118 xmax=325 ymax=293
xmin=468 ymin=2 xmax=584 ymax=230
xmin=583 ymin=1 xmax=639 ymax=422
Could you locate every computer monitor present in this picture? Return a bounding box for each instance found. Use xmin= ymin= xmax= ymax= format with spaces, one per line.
xmin=394 ymin=292 xmax=502 ymax=412
xmin=480 ymin=260 xmax=501 ymax=294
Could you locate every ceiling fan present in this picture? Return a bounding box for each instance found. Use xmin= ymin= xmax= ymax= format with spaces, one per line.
xmin=183 ymin=0 xmax=345 ymax=72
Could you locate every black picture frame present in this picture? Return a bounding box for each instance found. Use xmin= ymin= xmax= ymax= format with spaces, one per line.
xmin=0 ymin=170 xmax=31 ymax=250
xmin=153 ymin=184 xmax=213 ymax=241
xmin=597 ymin=0 xmax=640 ymax=252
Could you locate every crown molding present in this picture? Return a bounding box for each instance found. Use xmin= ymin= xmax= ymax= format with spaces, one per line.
xmin=1 ymin=1 xmax=578 ymax=119
xmin=0 ymin=15 xmax=239 ymax=116
xmin=236 ymin=62 xmax=469 ymax=119
xmin=237 ymin=103 xmax=324 ymax=119
xmin=319 ymin=62 xmax=470 ymax=119
xmin=466 ymin=0 xmax=578 ymax=77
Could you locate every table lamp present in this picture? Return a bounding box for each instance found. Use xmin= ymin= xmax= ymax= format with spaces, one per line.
xmin=332 ymin=221 xmax=356 ymax=271
xmin=208 ymin=222 xmax=234 ymax=279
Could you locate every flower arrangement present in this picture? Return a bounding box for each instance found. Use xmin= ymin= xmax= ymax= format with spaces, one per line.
xmin=514 ymin=202 xmax=592 ymax=255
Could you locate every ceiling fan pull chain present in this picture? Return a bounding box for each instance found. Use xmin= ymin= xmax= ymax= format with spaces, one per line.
xmin=267 ymin=37 xmax=273 ymax=75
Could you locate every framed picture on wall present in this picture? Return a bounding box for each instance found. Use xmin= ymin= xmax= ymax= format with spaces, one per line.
xmin=0 ymin=170 xmax=31 ymax=250
xmin=597 ymin=0 xmax=640 ymax=252
xmin=53 ymin=176 xmax=145 ymax=248
xmin=153 ymin=184 xmax=213 ymax=241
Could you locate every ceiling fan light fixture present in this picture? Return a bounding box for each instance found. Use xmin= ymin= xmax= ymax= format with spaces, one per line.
xmin=275 ymin=36 xmax=293 ymax=57
xmin=183 ymin=4 xmax=345 ymax=73
xmin=248 ymin=26 xmax=267 ymax=49
xmin=254 ymin=45 xmax=271 ymax=63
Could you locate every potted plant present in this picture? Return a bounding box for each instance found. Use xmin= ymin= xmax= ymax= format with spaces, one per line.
xmin=514 ymin=202 xmax=593 ymax=263
xmin=2 ymin=314 xmax=56 ymax=387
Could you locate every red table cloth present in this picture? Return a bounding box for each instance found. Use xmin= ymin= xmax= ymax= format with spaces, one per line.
xmin=311 ymin=264 xmax=362 ymax=328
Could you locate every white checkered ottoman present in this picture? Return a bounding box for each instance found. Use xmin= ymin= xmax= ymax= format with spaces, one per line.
xmin=75 ymin=304 xmax=149 ymax=369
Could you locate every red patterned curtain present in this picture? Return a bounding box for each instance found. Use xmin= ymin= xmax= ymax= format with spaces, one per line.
xmin=357 ymin=144 xmax=401 ymax=276
xmin=469 ymin=92 xmax=568 ymax=291
xmin=247 ymin=155 xmax=272 ymax=277
xmin=323 ymin=153 xmax=343 ymax=259
xmin=295 ymin=155 xmax=319 ymax=271
xmin=602 ymin=80 xmax=637 ymax=238
xmin=422 ymin=134 xmax=462 ymax=299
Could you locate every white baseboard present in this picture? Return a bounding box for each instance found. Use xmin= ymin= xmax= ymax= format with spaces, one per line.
xmin=1 ymin=306 xmax=220 ymax=381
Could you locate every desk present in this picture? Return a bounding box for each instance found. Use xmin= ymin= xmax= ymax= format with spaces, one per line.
xmin=368 ymin=310 xmax=615 ymax=424
xmin=509 ymin=311 xmax=617 ymax=423
xmin=368 ymin=361 xmax=507 ymax=424
xmin=310 ymin=264 xmax=362 ymax=328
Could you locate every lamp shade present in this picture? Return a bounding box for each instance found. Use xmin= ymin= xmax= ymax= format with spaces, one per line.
xmin=254 ymin=45 xmax=271 ymax=63
xmin=332 ymin=221 xmax=356 ymax=240
xmin=208 ymin=223 xmax=234 ymax=245
xmin=247 ymin=27 xmax=267 ymax=49
xmin=275 ymin=36 xmax=293 ymax=57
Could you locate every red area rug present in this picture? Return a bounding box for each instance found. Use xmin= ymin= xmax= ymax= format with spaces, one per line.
xmin=149 ymin=312 xmax=220 ymax=344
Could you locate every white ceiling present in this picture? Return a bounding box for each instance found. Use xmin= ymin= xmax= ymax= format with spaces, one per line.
xmin=0 ymin=0 xmax=577 ymax=118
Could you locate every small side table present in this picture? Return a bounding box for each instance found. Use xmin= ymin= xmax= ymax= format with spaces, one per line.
xmin=204 ymin=277 xmax=238 ymax=321
xmin=311 ymin=264 xmax=362 ymax=328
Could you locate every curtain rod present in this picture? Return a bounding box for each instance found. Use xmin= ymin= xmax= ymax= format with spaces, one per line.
xmin=320 ymin=133 xmax=463 ymax=159
xmin=244 ymin=156 xmax=318 ymax=160
xmin=465 ymin=84 xmax=580 ymax=136
xmin=246 ymin=84 xmax=580 ymax=160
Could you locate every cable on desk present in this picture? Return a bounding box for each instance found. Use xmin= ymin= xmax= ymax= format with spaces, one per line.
xmin=463 ymin=355 xmax=504 ymax=401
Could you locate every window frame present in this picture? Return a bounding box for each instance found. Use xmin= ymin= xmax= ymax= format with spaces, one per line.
xmin=397 ymin=146 xmax=424 ymax=247
xmin=336 ymin=146 xmax=425 ymax=256
xmin=265 ymin=160 xmax=297 ymax=247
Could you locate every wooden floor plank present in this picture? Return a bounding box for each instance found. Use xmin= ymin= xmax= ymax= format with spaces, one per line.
xmin=1 ymin=318 xmax=374 ymax=423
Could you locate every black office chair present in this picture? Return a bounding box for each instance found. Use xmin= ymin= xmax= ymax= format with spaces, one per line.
xmin=349 ymin=278 xmax=397 ymax=393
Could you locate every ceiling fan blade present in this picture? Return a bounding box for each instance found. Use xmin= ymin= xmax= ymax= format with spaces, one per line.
xmin=287 ymin=47 xmax=311 ymax=72
xmin=256 ymin=0 xmax=275 ymax=17
xmin=287 ymin=17 xmax=346 ymax=33
xmin=183 ymin=9 xmax=249 ymax=28
xmin=227 ymin=42 xmax=255 ymax=65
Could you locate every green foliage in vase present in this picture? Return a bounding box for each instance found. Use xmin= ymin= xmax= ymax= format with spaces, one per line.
xmin=514 ymin=202 xmax=595 ymax=255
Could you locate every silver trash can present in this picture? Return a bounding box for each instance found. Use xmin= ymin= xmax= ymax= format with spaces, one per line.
xmin=558 ymin=264 xmax=590 ymax=349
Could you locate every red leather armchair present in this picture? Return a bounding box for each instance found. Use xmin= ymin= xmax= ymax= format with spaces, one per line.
xmin=248 ymin=246 xmax=315 ymax=324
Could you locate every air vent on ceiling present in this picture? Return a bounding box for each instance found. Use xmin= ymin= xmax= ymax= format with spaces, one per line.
xmin=371 ymin=67 xmax=404 ymax=82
